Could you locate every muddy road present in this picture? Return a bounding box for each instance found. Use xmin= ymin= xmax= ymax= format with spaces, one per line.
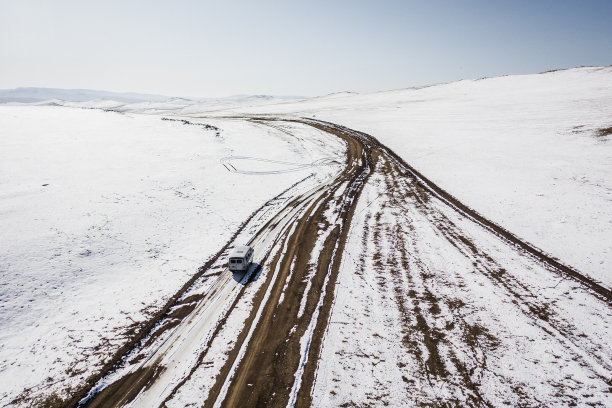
xmin=76 ymin=118 xmax=611 ymax=408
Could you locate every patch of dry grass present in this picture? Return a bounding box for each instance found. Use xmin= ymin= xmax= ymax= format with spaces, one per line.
xmin=596 ymin=126 xmax=612 ymax=138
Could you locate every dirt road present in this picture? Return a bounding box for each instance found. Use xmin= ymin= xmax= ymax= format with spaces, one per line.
xmin=77 ymin=118 xmax=611 ymax=408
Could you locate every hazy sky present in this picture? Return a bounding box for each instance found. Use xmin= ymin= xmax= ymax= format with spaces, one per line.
xmin=1 ymin=0 xmax=611 ymax=97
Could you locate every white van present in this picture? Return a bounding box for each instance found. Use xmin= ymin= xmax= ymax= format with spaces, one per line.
xmin=228 ymin=245 xmax=254 ymax=272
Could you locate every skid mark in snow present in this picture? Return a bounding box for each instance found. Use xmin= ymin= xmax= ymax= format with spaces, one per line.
xmin=213 ymin=231 xmax=291 ymax=408
xmin=219 ymin=155 xmax=337 ymax=175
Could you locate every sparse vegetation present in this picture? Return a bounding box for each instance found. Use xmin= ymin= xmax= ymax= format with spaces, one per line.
xmin=33 ymin=393 xmax=66 ymax=408
xmin=161 ymin=117 xmax=221 ymax=137
xmin=596 ymin=126 xmax=612 ymax=138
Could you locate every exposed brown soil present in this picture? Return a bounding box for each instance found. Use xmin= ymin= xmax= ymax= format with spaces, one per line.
xmin=68 ymin=175 xmax=315 ymax=408
xmin=201 ymin=120 xmax=371 ymax=408
xmin=84 ymin=364 xmax=165 ymax=408
xmin=160 ymin=265 xmax=266 ymax=406
xmin=367 ymin=153 xmax=495 ymax=406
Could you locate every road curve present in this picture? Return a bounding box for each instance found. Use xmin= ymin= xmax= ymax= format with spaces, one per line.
xmin=75 ymin=118 xmax=610 ymax=408
xmin=76 ymin=118 xmax=364 ymax=407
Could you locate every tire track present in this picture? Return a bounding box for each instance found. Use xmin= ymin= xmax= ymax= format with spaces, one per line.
xmin=75 ymin=117 xmax=609 ymax=407
xmin=304 ymin=121 xmax=610 ymax=407
xmin=303 ymin=119 xmax=610 ymax=303
xmin=201 ymin=121 xmax=371 ymax=408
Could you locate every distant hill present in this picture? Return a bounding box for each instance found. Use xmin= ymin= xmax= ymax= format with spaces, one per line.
xmin=0 ymin=87 xmax=175 ymax=103
xmin=0 ymin=87 xmax=307 ymax=105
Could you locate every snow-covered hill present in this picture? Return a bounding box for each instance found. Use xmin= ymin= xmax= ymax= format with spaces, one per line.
xmin=0 ymin=88 xmax=172 ymax=104
xmin=0 ymin=87 xmax=305 ymax=114
xmin=1 ymin=67 xmax=610 ymax=406
xmin=237 ymin=66 xmax=612 ymax=287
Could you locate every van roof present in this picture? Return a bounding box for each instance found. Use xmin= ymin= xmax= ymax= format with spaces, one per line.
xmin=229 ymin=245 xmax=251 ymax=258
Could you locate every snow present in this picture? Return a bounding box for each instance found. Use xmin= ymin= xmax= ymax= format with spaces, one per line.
xmin=1 ymin=66 xmax=611 ymax=406
xmin=0 ymin=106 xmax=334 ymax=405
xmin=237 ymin=66 xmax=612 ymax=287
xmin=312 ymin=155 xmax=612 ymax=407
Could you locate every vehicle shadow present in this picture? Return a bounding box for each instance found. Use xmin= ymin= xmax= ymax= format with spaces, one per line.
xmin=231 ymin=262 xmax=262 ymax=285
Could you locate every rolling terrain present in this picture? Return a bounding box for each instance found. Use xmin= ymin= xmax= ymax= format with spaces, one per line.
xmin=78 ymin=118 xmax=611 ymax=408
xmin=1 ymin=68 xmax=611 ymax=407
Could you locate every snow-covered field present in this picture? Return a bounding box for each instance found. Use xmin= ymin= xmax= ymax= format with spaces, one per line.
xmin=0 ymin=106 xmax=337 ymax=405
xmin=1 ymin=66 xmax=610 ymax=407
xmin=238 ymin=66 xmax=612 ymax=287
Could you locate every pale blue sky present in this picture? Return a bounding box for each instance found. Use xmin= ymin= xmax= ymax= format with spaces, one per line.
xmin=1 ymin=0 xmax=611 ymax=97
